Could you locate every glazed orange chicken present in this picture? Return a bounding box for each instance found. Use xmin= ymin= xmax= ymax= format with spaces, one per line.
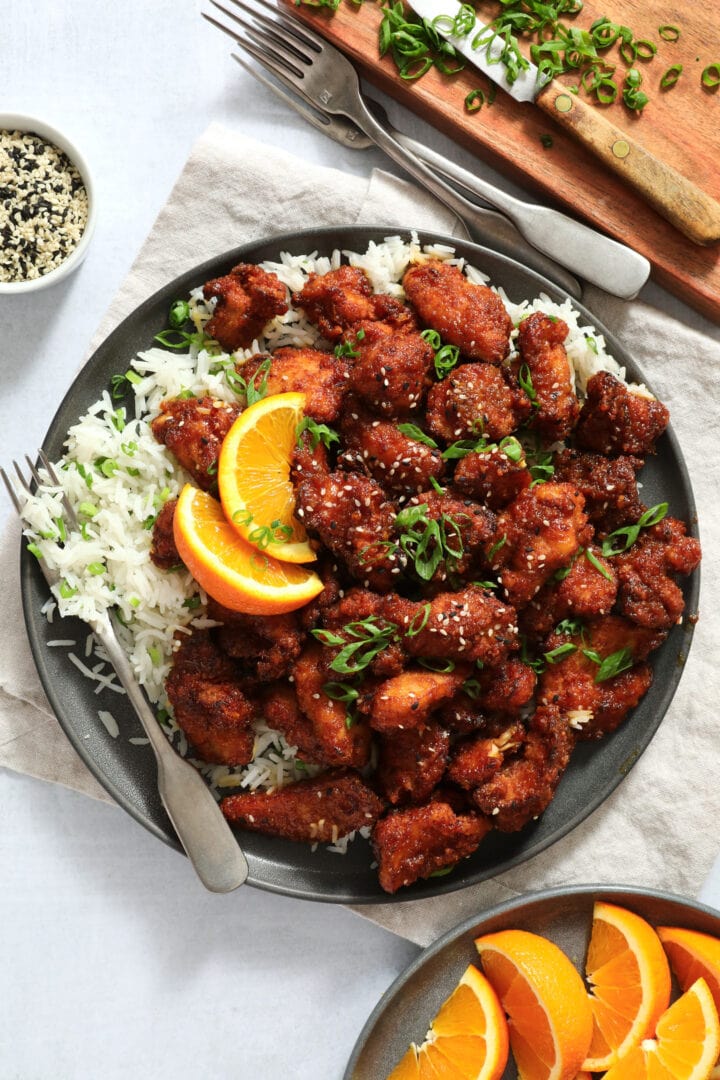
xmin=153 ymin=257 xmax=700 ymax=893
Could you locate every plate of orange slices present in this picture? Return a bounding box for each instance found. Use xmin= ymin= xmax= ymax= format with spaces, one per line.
xmin=20 ymin=226 xmax=700 ymax=901
xmin=346 ymin=885 xmax=720 ymax=1080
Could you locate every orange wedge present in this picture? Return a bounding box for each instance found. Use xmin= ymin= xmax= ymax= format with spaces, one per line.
xmin=582 ymin=901 xmax=672 ymax=1071
xmin=657 ymin=926 xmax=720 ymax=1017
xmin=600 ymin=977 xmax=720 ymax=1080
xmin=474 ymin=929 xmax=593 ymax=1080
xmin=217 ymin=391 xmax=315 ymax=563
xmin=387 ymin=965 xmax=509 ymax=1080
xmin=173 ymin=484 xmax=324 ymax=614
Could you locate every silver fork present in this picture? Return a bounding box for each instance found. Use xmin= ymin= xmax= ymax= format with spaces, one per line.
xmin=2 ymin=452 xmax=249 ymax=894
xmin=204 ymin=0 xmax=651 ymax=300
xmin=203 ymin=0 xmax=582 ymax=299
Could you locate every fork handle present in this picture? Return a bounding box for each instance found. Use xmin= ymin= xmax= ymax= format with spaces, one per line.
xmin=99 ymin=618 xmax=249 ymax=893
xmin=348 ymin=99 xmax=582 ymax=298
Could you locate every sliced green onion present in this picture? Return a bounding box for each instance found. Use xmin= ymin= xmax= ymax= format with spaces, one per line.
xmin=702 ymin=64 xmax=720 ymax=88
xmin=658 ymin=24 xmax=680 ymax=42
xmin=660 ymin=64 xmax=683 ymax=88
xmin=396 ymin=423 xmax=438 ymax=448
xmin=465 ymin=89 xmax=485 ymax=112
xmin=87 ymin=562 xmax=105 ymax=576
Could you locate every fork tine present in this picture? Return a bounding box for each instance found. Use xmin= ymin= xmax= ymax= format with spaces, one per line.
xmin=0 ymin=465 xmax=22 ymax=513
xmin=207 ymin=2 xmax=310 ymax=76
xmin=231 ymin=53 xmax=332 ymax=133
xmin=13 ymin=459 xmax=33 ymax=498
xmin=37 ymin=448 xmax=80 ymax=529
xmin=233 ymin=31 xmax=307 ymax=89
xmin=210 ymin=0 xmax=315 ymax=60
xmin=217 ymin=0 xmax=323 ymax=51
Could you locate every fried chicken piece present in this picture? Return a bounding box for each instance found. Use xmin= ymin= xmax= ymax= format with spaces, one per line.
xmin=203 ymin=262 xmax=288 ymax=352
xmin=317 ymin=587 xmax=407 ymax=679
xmin=375 ymin=721 xmax=450 ymax=805
xmin=207 ymin=598 xmax=304 ymax=681
xmin=294 ymin=468 xmax=398 ymax=590
xmin=372 ymin=800 xmax=491 ymax=893
xmin=293 ymin=265 xmax=413 ymax=342
xmin=150 ymin=498 xmax=180 ymax=570
xmin=493 ymin=482 xmax=591 ymax=606
xmin=150 ymin=395 xmax=240 ymax=490
xmin=297 ymin=555 xmax=344 ymax=633
xmin=392 ymin=586 xmax=519 ymax=668
xmin=471 ymin=707 xmax=575 ymax=831
xmin=364 ymin=669 xmax=468 ymax=733
xmin=614 ymin=517 xmax=701 ymax=630
xmin=425 ymin=363 xmax=530 ymax=443
xmin=259 ymin=683 xmax=328 ymax=765
xmin=245 ymin=347 xmax=349 ymax=423
xmin=436 ymin=694 xmax=490 ymax=735
xmin=453 ymin=446 xmax=531 ymax=509
xmin=575 ymin=372 xmax=669 ymax=456
xmin=446 ymin=721 xmax=526 ymax=790
xmin=292 ymin=644 xmax=372 ymax=768
xmin=338 ymin=402 xmax=445 ymax=496
xmin=519 ymin=546 xmax=618 ymax=640
xmin=345 ymin=321 xmax=435 ymax=418
xmin=517 ymin=312 xmax=579 ymax=444
xmin=221 ymin=768 xmax=385 ymax=844
xmin=401 ymin=489 xmax=497 ymax=582
xmin=165 ymin=630 xmax=256 ymax=765
xmin=403 ymin=260 xmax=512 ymax=365
xmin=553 ymin=449 xmax=644 ymax=536
xmin=537 ymin=616 xmax=662 ymax=739
xmin=477 ymin=657 xmax=538 ymax=713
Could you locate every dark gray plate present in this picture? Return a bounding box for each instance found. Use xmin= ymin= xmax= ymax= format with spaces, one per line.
xmin=345 ymin=885 xmax=720 ymax=1078
xmin=21 ymin=226 xmax=700 ymax=903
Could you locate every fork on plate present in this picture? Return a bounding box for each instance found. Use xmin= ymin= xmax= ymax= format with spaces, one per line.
xmin=2 ymin=452 xmax=249 ymax=894
xmin=203 ymin=0 xmax=651 ymax=300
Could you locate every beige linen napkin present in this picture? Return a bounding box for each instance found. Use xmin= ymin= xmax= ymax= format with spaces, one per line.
xmin=2 ymin=123 xmax=720 ymax=946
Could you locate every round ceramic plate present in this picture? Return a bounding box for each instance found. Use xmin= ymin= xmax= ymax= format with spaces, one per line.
xmin=345 ymin=884 xmax=720 ymax=1078
xmin=21 ymin=226 xmax=700 ymax=903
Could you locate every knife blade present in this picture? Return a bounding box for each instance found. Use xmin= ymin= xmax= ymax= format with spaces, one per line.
xmin=405 ymin=0 xmax=720 ymax=247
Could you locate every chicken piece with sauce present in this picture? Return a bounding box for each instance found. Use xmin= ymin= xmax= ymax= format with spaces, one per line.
xmin=292 ymin=643 xmax=372 ymax=769
xmin=221 ymin=769 xmax=385 ymax=845
xmin=453 ymin=444 xmax=531 ymax=510
xmin=375 ymin=721 xmax=451 ymax=806
xmin=165 ymin=630 xmax=256 ymax=765
xmin=363 ymin=668 xmax=468 ymax=734
xmin=344 ymin=320 xmax=435 ymax=418
xmin=293 ymin=265 xmax=414 ymax=342
xmin=244 ymin=346 xmax=349 ymax=424
xmin=575 ymin=371 xmax=669 ymax=456
xmin=150 ymin=497 xmax=180 ymax=571
xmin=150 ymin=395 xmax=240 ymax=490
xmin=206 ymin=598 xmax=305 ymax=681
xmin=517 ymin=312 xmax=579 ymax=444
xmin=338 ymin=401 xmax=445 ymax=497
xmin=425 ymin=363 xmax=531 ymax=443
xmin=203 ymin=262 xmax=288 ymax=352
xmin=519 ymin=546 xmax=618 ymax=641
xmin=446 ymin=720 xmax=526 ymax=790
xmin=371 ymin=800 xmax=491 ymax=893
xmin=553 ymin=448 xmax=644 ymax=536
xmin=403 ymin=259 xmax=512 ymax=364
xmin=614 ymin=516 xmax=701 ymax=630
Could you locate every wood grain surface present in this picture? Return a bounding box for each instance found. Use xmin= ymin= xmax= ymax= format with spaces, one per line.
xmin=289 ymin=0 xmax=720 ymax=321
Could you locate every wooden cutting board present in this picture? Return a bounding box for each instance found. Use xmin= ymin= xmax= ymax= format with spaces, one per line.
xmin=290 ymin=0 xmax=720 ymax=322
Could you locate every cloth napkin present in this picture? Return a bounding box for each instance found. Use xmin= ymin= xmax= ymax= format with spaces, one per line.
xmin=2 ymin=122 xmax=720 ymax=948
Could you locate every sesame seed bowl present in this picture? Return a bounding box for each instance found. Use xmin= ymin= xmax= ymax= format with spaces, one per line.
xmin=0 ymin=113 xmax=96 ymax=294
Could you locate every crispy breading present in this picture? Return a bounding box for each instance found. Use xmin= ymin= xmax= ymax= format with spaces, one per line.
xmin=453 ymin=446 xmax=531 ymax=509
xmin=293 ymin=265 xmax=414 ymax=342
xmin=203 ymin=262 xmax=288 ymax=352
xmin=553 ymin=449 xmax=644 ymax=535
xmin=345 ymin=321 xmax=435 ymax=418
xmin=365 ymin=669 xmax=468 ymax=733
xmin=293 ymin=644 xmax=372 ymax=768
xmin=150 ymin=395 xmax=240 ymax=490
xmin=294 ymin=468 xmax=399 ymax=590
xmin=375 ymin=722 xmax=450 ymax=805
xmin=206 ymin=598 xmax=304 ymax=681
xmin=575 ymin=371 xmax=669 ymax=456
xmin=244 ymin=347 xmax=349 ymax=423
xmin=221 ymin=768 xmax=385 ymax=844
xmin=372 ymin=800 xmax=491 ymax=893
xmin=478 ymin=657 xmax=538 ymax=713
xmin=614 ymin=517 xmax=701 ymax=630
xmin=472 ymin=707 xmax=575 ymax=831
xmin=446 ymin=721 xmax=526 ymax=790
xmin=519 ymin=546 xmax=618 ymax=640
xmin=339 ymin=403 xmax=445 ymax=496
xmin=493 ymin=482 xmax=591 ymax=606
xmin=426 ymin=362 xmax=531 ymax=443
xmin=537 ymin=615 xmax=662 ymax=739
xmin=165 ymin=631 xmax=256 ymax=765
xmin=518 ymin=312 xmax=579 ymax=443
xmin=402 ymin=259 xmax=512 ymax=364
xmin=259 ymin=683 xmax=328 ymax=765
xmin=393 ymin=586 xmax=519 ymax=668
xmin=150 ymin=498 xmax=180 ymax=570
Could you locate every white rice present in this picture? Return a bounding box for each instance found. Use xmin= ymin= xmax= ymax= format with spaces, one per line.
xmin=19 ymin=232 xmax=648 ymax=821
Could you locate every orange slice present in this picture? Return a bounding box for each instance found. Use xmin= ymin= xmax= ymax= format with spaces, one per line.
xmin=600 ymin=977 xmax=720 ymax=1080
xmin=173 ymin=484 xmax=323 ymax=614
xmin=387 ymin=965 xmax=509 ymax=1080
xmin=474 ymin=929 xmax=593 ymax=1080
xmin=582 ymin=900 xmax=672 ymax=1071
xmin=217 ymin=391 xmax=315 ymax=563
xmin=657 ymin=926 xmax=720 ymax=1016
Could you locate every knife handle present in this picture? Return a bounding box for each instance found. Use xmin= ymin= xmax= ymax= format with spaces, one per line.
xmin=536 ymin=81 xmax=720 ymax=247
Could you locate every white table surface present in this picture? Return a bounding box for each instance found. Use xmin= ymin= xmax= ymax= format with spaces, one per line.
xmin=3 ymin=2 xmax=720 ymax=1077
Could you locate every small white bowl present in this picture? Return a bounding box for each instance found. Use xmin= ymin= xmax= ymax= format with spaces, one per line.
xmin=0 ymin=113 xmax=96 ymax=294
